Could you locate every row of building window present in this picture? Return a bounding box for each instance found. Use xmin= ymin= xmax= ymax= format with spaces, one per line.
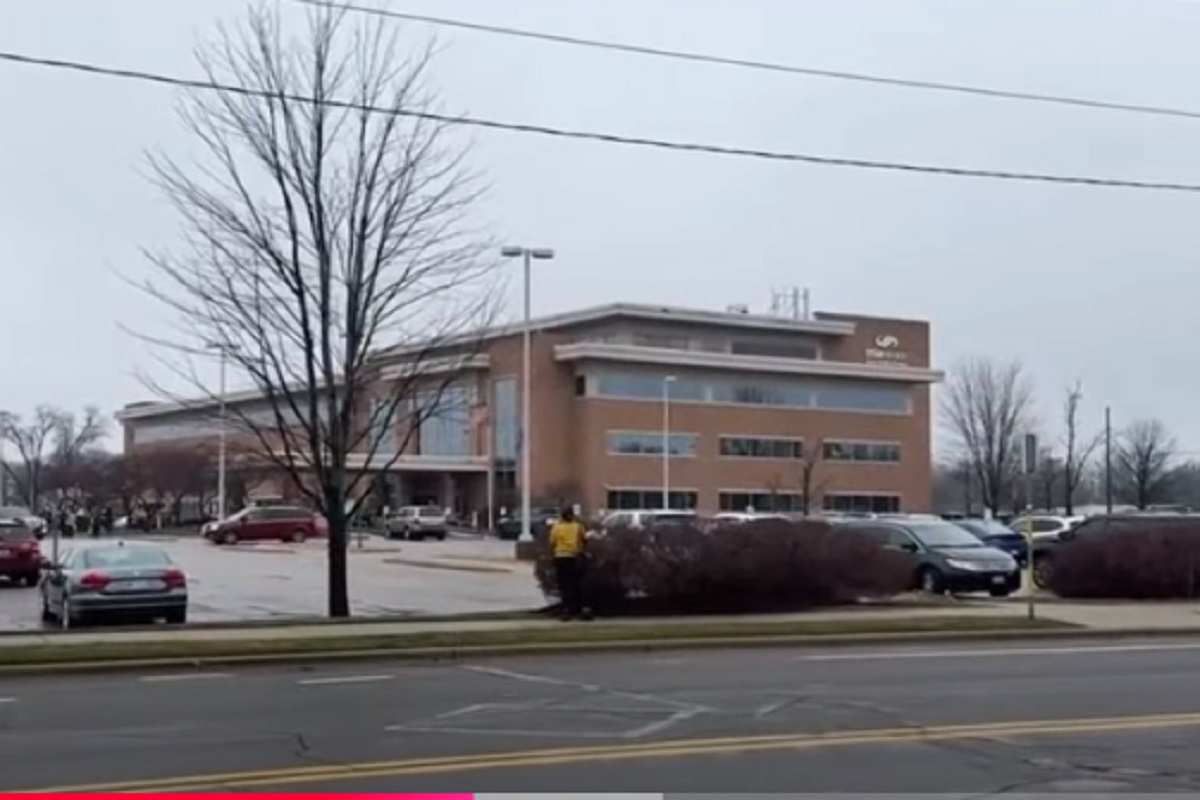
xmin=591 ymin=369 xmax=910 ymax=414
xmin=604 ymin=488 xmax=901 ymax=513
xmin=606 ymin=432 xmax=900 ymax=463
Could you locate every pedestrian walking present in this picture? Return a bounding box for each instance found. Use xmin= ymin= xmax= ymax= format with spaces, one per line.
xmin=102 ymin=506 xmax=114 ymax=534
xmin=548 ymin=506 xmax=589 ymax=620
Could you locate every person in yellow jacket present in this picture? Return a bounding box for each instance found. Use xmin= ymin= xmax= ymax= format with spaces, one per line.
xmin=548 ymin=507 xmax=589 ymax=620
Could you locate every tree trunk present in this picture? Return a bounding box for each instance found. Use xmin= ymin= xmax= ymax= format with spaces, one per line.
xmin=325 ymin=486 xmax=350 ymax=618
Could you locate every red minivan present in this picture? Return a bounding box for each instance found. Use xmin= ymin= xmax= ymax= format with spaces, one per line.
xmin=207 ymin=506 xmax=328 ymax=545
xmin=0 ymin=519 xmax=42 ymax=585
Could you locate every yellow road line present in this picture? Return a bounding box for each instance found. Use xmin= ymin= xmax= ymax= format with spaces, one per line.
xmin=24 ymin=710 xmax=1200 ymax=793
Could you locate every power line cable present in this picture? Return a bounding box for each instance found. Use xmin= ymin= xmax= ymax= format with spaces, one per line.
xmin=3 ymin=49 xmax=1200 ymax=193
xmin=298 ymin=0 xmax=1200 ymax=122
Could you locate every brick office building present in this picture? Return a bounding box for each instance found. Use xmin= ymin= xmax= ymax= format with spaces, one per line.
xmin=118 ymin=303 xmax=942 ymax=519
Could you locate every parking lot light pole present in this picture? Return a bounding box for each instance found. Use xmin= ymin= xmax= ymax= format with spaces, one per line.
xmin=500 ymin=245 xmax=555 ymax=542
xmin=662 ymin=376 xmax=676 ymax=510
xmin=206 ymin=341 xmax=238 ymax=521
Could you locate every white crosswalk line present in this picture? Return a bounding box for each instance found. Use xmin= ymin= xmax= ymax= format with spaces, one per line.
xmin=297 ymin=674 xmax=394 ymax=686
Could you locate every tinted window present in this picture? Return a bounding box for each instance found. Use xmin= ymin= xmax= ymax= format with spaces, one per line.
xmin=0 ymin=524 xmax=32 ymax=542
xmin=419 ymin=507 xmax=443 ymax=518
xmin=906 ymin=521 xmax=984 ymax=548
xmin=608 ymin=432 xmax=698 ymax=456
xmin=83 ymin=547 xmax=171 ymax=568
xmin=1032 ymin=519 xmax=1062 ymax=532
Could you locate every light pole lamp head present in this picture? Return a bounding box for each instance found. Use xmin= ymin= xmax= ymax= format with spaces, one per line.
xmin=529 ymin=248 xmax=555 ymax=260
xmin=500 ymin=246 xmax=524 ymax=258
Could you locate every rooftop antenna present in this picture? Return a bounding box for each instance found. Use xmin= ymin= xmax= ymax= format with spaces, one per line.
xmin=770 ymin=286 xmax=811 ymax=320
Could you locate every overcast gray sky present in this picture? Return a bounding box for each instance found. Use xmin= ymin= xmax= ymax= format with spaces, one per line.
xmin=3 ymin=0 xmax=1200 ymax=455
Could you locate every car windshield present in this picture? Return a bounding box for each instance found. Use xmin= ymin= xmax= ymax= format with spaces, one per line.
xmin=958 ymin=519 xmax=1014 ymax=537
xmin=0 ymin=506 xmax=32 ymax=518
xmin=226 ymin=508 xmax=252 ymax=521
xmin=82 ymin=547 xmax=171 ymax=568
xmin=419 ymin=508 xmax=443 ymax=518
xmin=907 ymin=521 xmax=985 ymax=548
xmin=0 ymin=524 xmax=32 ymax=542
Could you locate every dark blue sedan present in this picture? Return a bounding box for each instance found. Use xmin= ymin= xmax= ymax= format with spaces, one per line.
xmin=954 ymin=518 xmax=1029 ymax=566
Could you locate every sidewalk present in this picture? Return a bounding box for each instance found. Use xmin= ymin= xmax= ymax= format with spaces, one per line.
xmin=4 ymin=598 xmax=1199 ymax=650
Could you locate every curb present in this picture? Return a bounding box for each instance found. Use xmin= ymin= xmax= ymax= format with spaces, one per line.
xmin=5 ymin=623 xmax=1200 ymax=677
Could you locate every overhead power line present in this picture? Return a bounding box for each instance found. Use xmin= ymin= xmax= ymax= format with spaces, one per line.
xmin=299 ymin=0 xmax=1200 ymax=122
xmin=3 ymin=49 xmax=1200 ymax=193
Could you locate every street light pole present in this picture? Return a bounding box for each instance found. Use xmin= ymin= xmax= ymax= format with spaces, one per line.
xmin=662 ymin=376 xmax=675 ymax=510
xmin=206 ymin=342 xmax=237 ymax=521
xmin=500 ymin=246 xmax=555 ymax=542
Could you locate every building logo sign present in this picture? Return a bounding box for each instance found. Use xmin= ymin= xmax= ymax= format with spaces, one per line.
xmin=865 ymin=334 xmax=909 ymax=364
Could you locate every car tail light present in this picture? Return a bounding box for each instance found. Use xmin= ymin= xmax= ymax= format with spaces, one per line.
xmin=164 ymin=568 xmax=186 ymax=589
xmin=79 ymin=571 xmax=111 ymax=590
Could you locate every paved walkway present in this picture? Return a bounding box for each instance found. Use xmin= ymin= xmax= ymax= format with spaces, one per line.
xmin=4 ymin=598 xmax=1200 ymax=648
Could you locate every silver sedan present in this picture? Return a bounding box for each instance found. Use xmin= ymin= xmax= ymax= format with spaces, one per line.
xmin=40 ymin=542 xmax=188 ymax=629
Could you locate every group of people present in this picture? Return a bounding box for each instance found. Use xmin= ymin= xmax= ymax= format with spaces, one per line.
xmin=42 ymin=505 xmax=116 ymax=538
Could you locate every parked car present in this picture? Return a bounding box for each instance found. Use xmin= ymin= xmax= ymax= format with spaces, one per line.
xmin=496 ymin=507 xmax=560 ymax=541
xmin=0 ymin=519 xmax=41 ymax=586
xmin=839 ymin=517 xmax=1020 ymax=597
xmin=0 ymin=506 xmax=46 ymax=540
xmin=712 ymin=512 xmax=790 ymax=525
xmin=385 ymin=506 xmax=448 ymax=541
xmin=205 ymin=506 xmax=327 ymax=544
xmin=1009 ymin=514 xmax=1084 ymax=542
xmin=40 ymin=541 xmax=187 ymax=628
xmin=953 ymin=518 xmax=1030 ymax=566
xmin=601 ymin=510 xmax=697 ymax=531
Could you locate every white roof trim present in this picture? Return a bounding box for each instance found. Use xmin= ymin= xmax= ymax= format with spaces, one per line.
xmin=115 ymin=387 xmax=282 ymax=421
xmin=378 ymin=354 xmax=490 ymax=381
xmin=375 ymin=302 xmax=856 ymax=359
xmin=555 ymin=342 xmax=944 ymax=384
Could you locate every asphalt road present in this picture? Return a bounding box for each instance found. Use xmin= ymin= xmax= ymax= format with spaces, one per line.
xmin=7 ymin=637 xmax=1200 ymax=792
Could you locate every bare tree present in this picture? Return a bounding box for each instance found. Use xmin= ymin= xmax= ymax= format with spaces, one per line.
xmin=941 ymin=358 xmax=1034 ymax=516
xmin=50 ymin=407 xmax=107 ymax=468
xmin=0 ymin=406 xmax=66 ymax=508
xmin=1061 ymin=381 xmax=1101 ymax=515
xmin=135 ymin=5 xmax=495 ymax=616
xmin=1115 ymin=419 xmax=1176 ymax=510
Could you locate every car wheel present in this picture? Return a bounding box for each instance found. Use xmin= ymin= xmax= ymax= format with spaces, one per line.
xmin=222 ymin=531 xmax=238 ymax=546
xmin=291 ymin=529 xmax=306 ymax=544
xmin=989 ymin=586 xmax=1012 ymax=598
xmin=919 ymin=567 xmax=945 ymax=595
xmin=166 ymin=607 xmax=187 ymax=624
xmin=19 ymin=573 xmax=37 ymax=588
xmin=1033 ymin=556 xmax=1053 ymax=589
xmin=437 ymin=532 xmax=447 ymax=541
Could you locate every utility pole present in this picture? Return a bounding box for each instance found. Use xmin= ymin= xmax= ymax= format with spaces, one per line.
xmin=1105 ymin=406 xmax=1113 ymax=514
xmin=1023 ymin=433 xmax=1037 ymax=621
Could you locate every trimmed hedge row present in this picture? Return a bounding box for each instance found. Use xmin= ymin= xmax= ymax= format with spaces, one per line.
xmin=534 ymin=519 xmax=914 ymax=614
xmin=1049 ymin=518 xmax=1200 ymax=599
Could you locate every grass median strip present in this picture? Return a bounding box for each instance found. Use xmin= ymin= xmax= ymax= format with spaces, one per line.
xmin=0 ymin=615 xmax=1071 ymax=668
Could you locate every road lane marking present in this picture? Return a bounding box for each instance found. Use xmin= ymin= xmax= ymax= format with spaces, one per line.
xmin=297 ymin=674 xmax=394 ymax=686
xmin=139 ymin=672 xmax=235 ymax=683
xmin=797 ymin=642 xmax=1200 ymax=662
xmin=463 ymin=664 xmax=601 ymax=692
xmin=28 ymin=710 xmax=1200 ymax=792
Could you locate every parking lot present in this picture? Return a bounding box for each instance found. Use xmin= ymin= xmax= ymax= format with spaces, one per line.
xmin=0 ymin=532 xmax=544 ymax=631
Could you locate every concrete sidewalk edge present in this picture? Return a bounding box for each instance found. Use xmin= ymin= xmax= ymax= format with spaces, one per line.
xmin=5 ymin=624 xmax=1200 ymax=677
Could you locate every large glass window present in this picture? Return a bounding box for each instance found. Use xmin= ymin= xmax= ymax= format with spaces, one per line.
xmin=731 ymin=339 xmax=819 ymax=359
xmin=719 ymin=436 xmax=804 ymax=459
xmin=591 ymin=369 xmax=909 ymax=415
xmin=719 ymin=492 xmax=802 ymax=512
xmin=822 ymin=494 xmax=901 ymax=513
xmin=822 ymin=440 xmax=901 ymax=463
xmin=492 ymin=377 xmax=517 ymax=460
xmin=607 ymin=431 xmax=698 ymax=457
xmin=368 ymin=398 xmax=397 ymax=455
xmin=418 ymin=385 xmax=473 ymax=456
xmin=606 ymin=489 xmax=697 ymax=510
